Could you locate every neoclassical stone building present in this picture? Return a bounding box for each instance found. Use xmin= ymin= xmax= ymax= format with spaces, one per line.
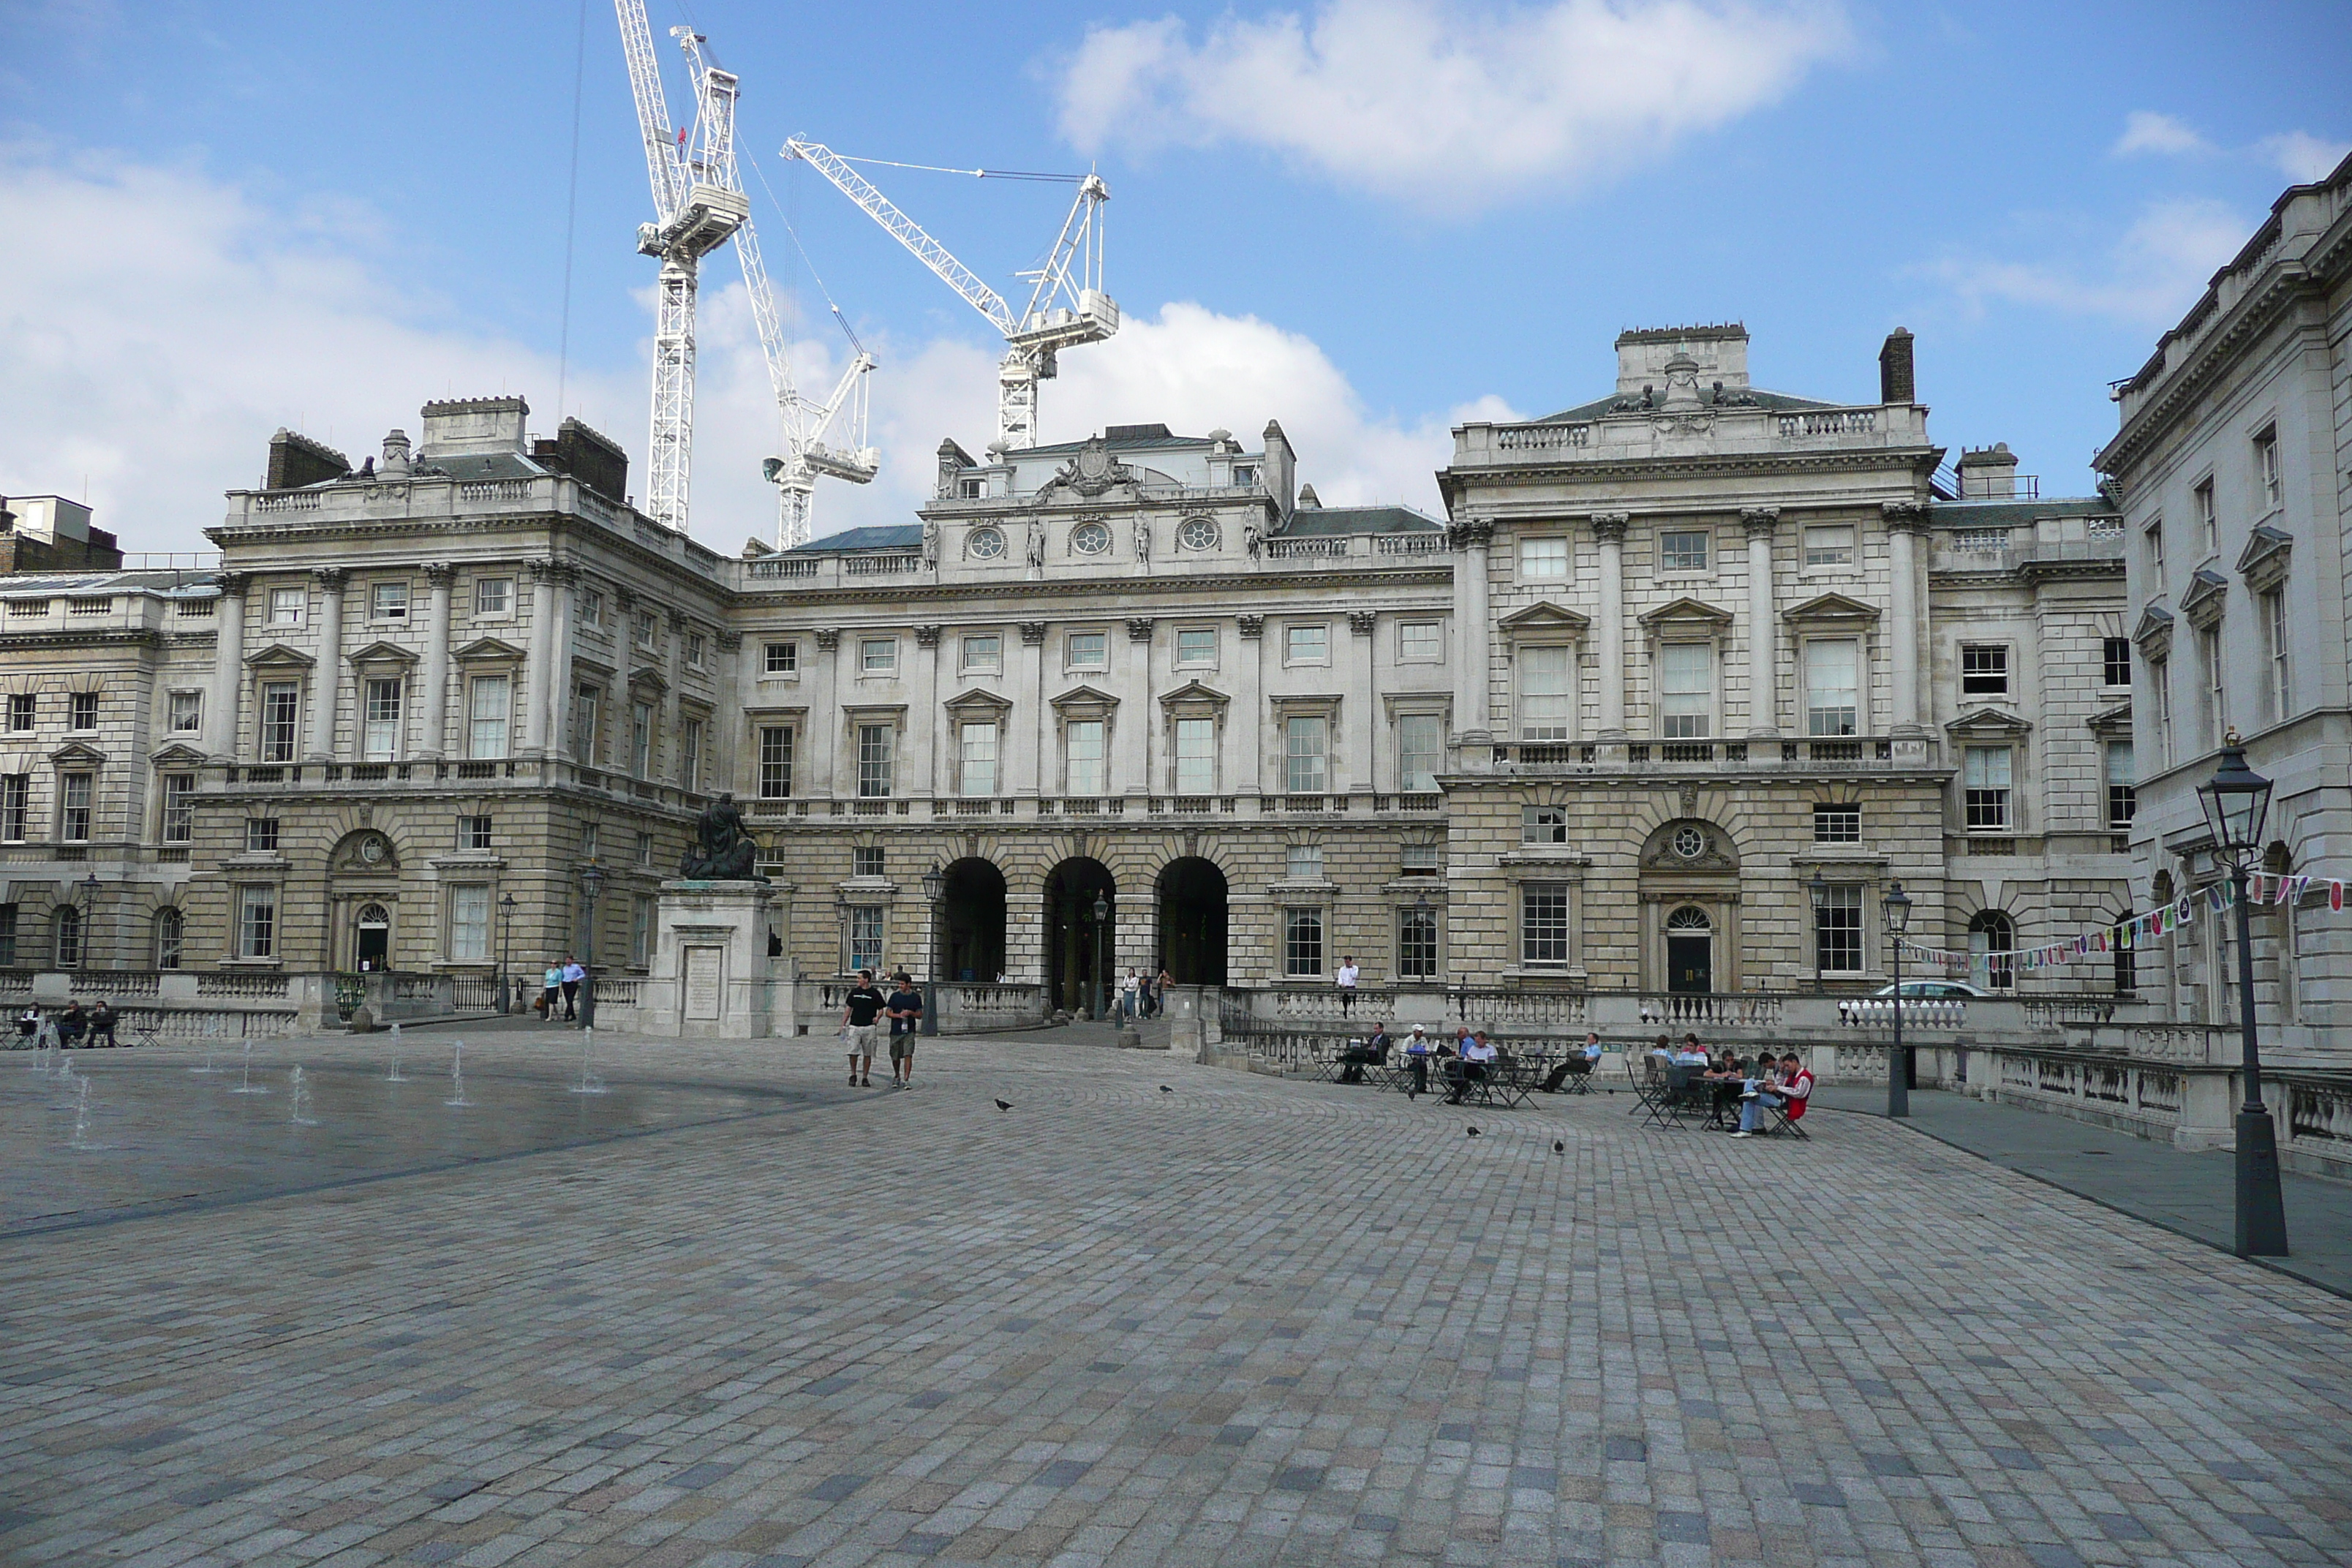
xmin=0 ymin=326 xmax=2134 ymax=1011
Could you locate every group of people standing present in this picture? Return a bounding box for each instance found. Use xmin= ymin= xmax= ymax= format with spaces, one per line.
xmin=1113 ymin=968 xmax=1172 ymax=1022
xmin=536 ymin=957 xmax=589 ymax=1022
xmin=839 ymin=969 xmax=925 ymax=1089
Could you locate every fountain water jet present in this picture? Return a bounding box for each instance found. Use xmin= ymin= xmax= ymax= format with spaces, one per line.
xmin=288 ymin=1064 xmax=319 ymax=1126
xmin=67 ymin=1071 xmax=96 ymax=1150
xmin=385 ymin=1020 xmax=407 ymax=1082
xmin=445 ymin=1041 xmax=471 ymax=1107
xmin=230 ymin=1039 xmax=270 ymax=1095
xmin=570 ymin=1025 xmax=606 ymax=1096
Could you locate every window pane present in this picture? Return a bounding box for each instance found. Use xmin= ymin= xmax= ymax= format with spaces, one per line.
xmin=1657 ymin=644 xmax=1711 ymax=737
xmin=1521 ymin=884 xmax=1570 ymax=965
xmin=1803 ymin=524 xmax=1855 ymax=567
xmin=630 ymin=701 xmax=652 ymax=777
xmin=451 ymin=885 xmax=490 ymax=960
xmin=1284 ymin=907 xmax=1324 ymax=976
xmin=1398 ymin=713 xmax=1443 ymax=791
xmin=239 ymin=886 xmax=276 ymax=957
xmin=848 ymin=906 xmax=885 ymax=972
xmin=858 ymin=723 xmax=894 ymax=797
xmin=1812 ymin=803 xmax=1860 ymax=843
xmin=1398 ymin=906 xmax=1438 ymax=979
xmin=758 ymin=726 xmax=794 ymax=798
xmin=261 ymin=681 xmax=299 ymax=761
xmin=363 ymin=678 xmax=402 ymax=760
xmin=475 ymin=578 xmax=510 ymax=615
xmin=1285 ymin=716 xmax=1327 ymax=794
xmin=962 ymin=634 xmax=1000 ymax=671
xmin=1964 ymin=745 xmax=2012 ymax=829
xmin=861 ymin=638 xmax=896 ymax=673
xmin=1521 ymin=806 xmax=1566 ymax=844
xmin=1816 ymin=884 xmax=1862 ymax=973
xmin=1659 ymin=530 xmax=1708 ymax=571
xmin=1961 ymin=644 xmax=2009 ymax=696
xmin=1173 ymin=717 xmax=1214 ymax=794
xmin=162 ymin=774 xmax=196 ymax=842
xmin=1519 ymin=645 xmax=1574 ymax=739
xmin=960 ymin=721 xmax=998 ymax=796
xmin=1805 ymin=640 xmax=1859 ymax=735
xmin=170 ymin=690 xmax=203 ymax=732
xmin=1066 ymin=633 xmax=1106 ymax=668
xmin=764 ymin=641 xmax=797 ymax=674
xmin=1518 ymin=538 xmax=1569 ymax=578
xmin=1399 ymin=622 xmax=1441 ymax=660
xmin=1176 ymin=628 xmax=1217 ymax=666
xmin=1286 ymin=844 xmax=1324 ymax=880
xmin=469 ymin=675 xmax=510 ymax=759
xmin=1286 ymin=625 xmax=1327 ymax=663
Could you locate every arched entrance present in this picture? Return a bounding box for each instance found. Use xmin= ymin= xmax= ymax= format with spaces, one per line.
xmin=1157 ymin=857 xmax=1228 ymax=984
xmin=941 ymin=858 xmax=1006 ymax=981
xmin=1968 ymin=910 xmax=2015 ymax=991
xmin=1044 ymin=857 xmax=1115 ymax=1015
xmin=355 ymin=902 xmax=391 ymax=971
xmin=1665 ymin=905 xmax=1712 ymax=993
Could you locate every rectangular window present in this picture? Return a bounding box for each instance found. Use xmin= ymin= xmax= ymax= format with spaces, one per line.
xmin=371 ymin=581 xmax=409 ymax=621
xmin=1960 ymin=644 xmax=2010 ymax=698
xmin=1286 ymin=843 xmax=1324 ymax=881
xmin=1803 ymin=524 xmax=1855 ymax=568
xmin=1812 ymin=802 xmax=1861 ymax=843
xmin=857 ymin=723 xmax=894 ymax=797
xmin=2194 ymin=478 xmax=2216 ymax=553
xmin=1284 ymin=715 xmax=1328 ymax=794
xmin=474 ymin=577 xmax=512 ymax=617
xmin=162 ymin=773 xmax=196 ymax=843
xmin=764 ymin=641 xmax=798 ymax=674
xmin=1284 ymin=624 xmax=1327 ymax=663
xmin=245 ymin=817 xmax=279 ymax=853
xmin=1401 ymin=843 xmax=1439 ymax=874
xmin=59 ymin=772 xmax=91 ymax=841
xmin=2200 ymin=628 xmax=2225 ymax=749
xmin=2106 ymin=739 xmax=2136 ymax=829
xmin=155 ymin=908 xmax=181 ymax=970
xmin=363 ymin=678 xmax=403 ymax=760
xmin=1172 ymin=717 xmax=1213 ymax=794
xmin=578 ymin=588 xmax=603 ymax=627
xmin=1659 ymin=529 xmax=1708 ymax=572
xmin=960 ymin=721 xmax=998 ymax=796
xmin=1398 ymin=621 xmax=1442 ymax=661
xmin=1398 ymin=713 xmax=1444 ymax=792
xmin=685 ymin=631 xmax=705 ymax=669
xmin=170 ymin=690 xmax=203 ymax=733
xmin=572 ymin=686 xmax=600 ymax=763
xmin=630 ymin=701 xmax=652 ymax=777
xmin=1964 ymin=746 xmax=2013 ymax=831
xmin=469 ymin=675 xmax=511 ymax=760
xmin=631 ymin=895 xmax=654 ymax=967
xmin=1284 ymin=907 xmax=1324 ymax=976
xmin=1518 ymin=644 xmax=1574 ymax=740
xmin=860 ymin=637 xmax=897 ymax=674
xmin=1805 ymin=640 xmax=1860 ymax=736
xmin=681 ymin=717 xmax=703 ymax=792
xmin=450 ymin=885 xmax=490 ymax=961
xmin=1518 ymin=537 xmax=1569 ymax=579
xmin=268 ymin=587 xmax=305 ymax=626
xmin=1815 ymin=884 xmax=1863 ymax=973
xmin=3 ymin=693 xmax=29 ymax=733
xmin=758 ymin=725 xmax=794 ymax=799
xmin=238 ymin=886 xmax=276 ymax=958
xmin=2103 ymin=637 xmax=2132 ymax=688
xmin=2264 ymin=588 xmax=2290 ymax=723
xmin=1175 ymin=628 xmax=1218 ymax=667
xmin=0 ymin=905 xmax=15 ymax=967
xmin=1521 ymin=805 xmax=1567 ymax=844
xmin=1064 ymin=719 xmax=1107 ymax=795
xmin=1398 ymin=905 xmax=1439 ymax=979
xmin=260 ymin=681 xmax=299 ymax=761
xmin=1 ymin=775 xmax=26 ymax=841
xmin=53 ymin=908 xmax=80 ymax=969
xmin=1065 ymin=632 xmax=1107 ymax=670
xmin=1521 ymin=884 xmax=1570 ymax=967
xmin=632 ymin=611 xmax=657 ymax=652
xmin=961 ymin=633 xmax=1002 ymax=674
xmin=2143 ymin=519 xmax=2165 ymax=578
xmin=2255 ymin=427 xmax=2280 ymax=514
xmin=636 ymin=831 xmax=653 ymax=867
xmin=454 ymin=814 xmax=492 ymax=851
xmin=1656 ymin=644 xmax=1711 ymax=738
xmin=2151 ymin=657 xmax=2173 ymax=766
xmin=848 ymin=906 xmax=886 ymax=973
xmin=853 ymin=845 xmax=886 ymax=878
xmin=68 ymin=691 xmax=97 ymax=731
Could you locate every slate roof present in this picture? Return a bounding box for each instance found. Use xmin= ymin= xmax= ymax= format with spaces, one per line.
xmin=0 ymin=570 xmax=218 ymax=597
xmin=1535 ymin=387 xmax=1838 ymax=422
xmin=789 ymin=524 xmax=927 ymax=555
xmin=1279 ymin=505 xmax=1442 ymax=537
xmin=1926 ymin=497 xmax=2115 ymax=527
xmin=1019 ymin=429 xmax=1213 ymax=458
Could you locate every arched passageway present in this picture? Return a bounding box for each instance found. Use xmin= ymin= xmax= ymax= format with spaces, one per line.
xmin=941 ymin=858 xmax=1006 ymax=982
xmin=1044 ymin=857 xmax=1116 ymax=1014
xmin=1157 ymin=857 xmax=1228 ymax=985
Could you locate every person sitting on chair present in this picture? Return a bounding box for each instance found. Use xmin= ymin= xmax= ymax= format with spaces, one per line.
xmin=1447 ymin=1030 xmax=1497 ymax=1104
xmin=1340 ymin=1021 xmax=1392 ymax=1085
xmin=87 ymin=1000 xmax=117 ymax=1049
xmin=1403 ymin=1025 xmax=1434 ymax=1099
xmin=1703 ymin=1050 xmax=1747 ymax=1128
xmin=1734 ymin=1051 xmax=1812 ymax=1137
xmin=1541 ymin=1031 xmax=1602 ymax=1093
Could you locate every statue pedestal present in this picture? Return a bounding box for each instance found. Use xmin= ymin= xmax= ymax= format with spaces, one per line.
xmin=644 ymin=880 xmax=774 ymax=1039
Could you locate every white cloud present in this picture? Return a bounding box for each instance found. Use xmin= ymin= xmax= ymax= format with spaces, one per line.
xmin=2111 ymin=110 xmax=2211 ymax=159
xmin=1923 ymin=198 xmax=2249 ymax=329
xmin=2261 ymin=129 xmax=2351 ymax=184
xmin=1055 ymin=0 xmax=1851 ymax=211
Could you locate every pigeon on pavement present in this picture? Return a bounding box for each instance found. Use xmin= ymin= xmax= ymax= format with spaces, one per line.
xmin=1466 ymin=1126 xmax=1481 ymax=1137
xmin=1553 ymin=1140 xmax=1565 ymax=1153
xmin=993 ymin=1098 xmax=1013 ymax=1112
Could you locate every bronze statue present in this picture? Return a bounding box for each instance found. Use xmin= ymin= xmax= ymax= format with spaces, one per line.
xmin=679 ymin=791 xmax=764 ymax=881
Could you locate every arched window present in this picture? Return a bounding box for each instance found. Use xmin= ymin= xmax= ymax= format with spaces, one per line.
xmin=1666 ymin=905 xmax=1712 ymax=932
xmin=154 ymin=907 xmax=185 ymax=970
xmin=53 ymin=906 xmax=83 ymax=969
xmin=1968 ymin=910 xmax=2014 ymax=990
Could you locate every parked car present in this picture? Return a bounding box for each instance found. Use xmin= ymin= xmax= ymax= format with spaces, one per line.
xmin=1839 ymin=979 xmax=1987 ymax=1024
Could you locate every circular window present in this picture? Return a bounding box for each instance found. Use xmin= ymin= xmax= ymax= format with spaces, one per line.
xmin=1666 ymin=904 xmax=1711 ymax=930
xmin=966 ymin=527 xmax=1006 ymax=561
xmin=1071 ymin=521 xmax=1112 ymax=555
xmin=358 ymin=835 xmax=389 ymax=864
xmin=1177 ymin=517 xmax=1219 ymax=551
xmin=1671 ymin=826 xmax=1707 ymax=860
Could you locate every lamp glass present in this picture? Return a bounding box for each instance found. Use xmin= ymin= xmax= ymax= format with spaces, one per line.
xmin=1808 ymin=871 xmax=1828 ymax=911
xmin=582 ymin=864 xmax=605 ymax=900
xmin=2197 ymin=742 xmax=2272 ymax=854
xmin=1882 ymin=882 xmax=1912 ymax=935
xmin=921 ymin=865 xmax=944 ymax=902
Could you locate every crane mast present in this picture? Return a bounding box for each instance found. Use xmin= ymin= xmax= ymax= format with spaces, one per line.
xmin=784 ymin=139 xmax=1117 ymax=451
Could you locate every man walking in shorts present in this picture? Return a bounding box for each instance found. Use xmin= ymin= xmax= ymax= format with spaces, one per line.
xmin=885 ymin=973 xmax=924 ymax=1088
xmin=841 ymin=969 xmax=886 ymax=1087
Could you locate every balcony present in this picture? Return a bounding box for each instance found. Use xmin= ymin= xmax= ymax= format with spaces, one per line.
xmin=1453 ymin=401 xmax=1933 ymax=471
xmin=1483 ymin=736 xmax=1934 ymax=775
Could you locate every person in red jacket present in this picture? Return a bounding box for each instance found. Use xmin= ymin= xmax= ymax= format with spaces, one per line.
xmin=1734 ymin=1050 xmax=1812 ymax=1136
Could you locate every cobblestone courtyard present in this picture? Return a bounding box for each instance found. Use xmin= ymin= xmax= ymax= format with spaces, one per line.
xmin=3 ymin=1029 xmax=2349 ymax=1568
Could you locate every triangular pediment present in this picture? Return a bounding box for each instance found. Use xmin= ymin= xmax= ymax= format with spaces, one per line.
xmin=453 ymin=636 xmax=527 ymax=663
xmin=1781 ymin=591 xmax=1881 ymax=625
xmin=626 ymin=666 xmax=669 ymax=695
xmin=1049 ymin=683 xmax=1120 ymax=713
xmin=47 ymin=741 xmax=108 ymax=766
xmin=347 ymin=639 xmax=418 ymax=667
xmin=149 ymin=742 xmax=208 ymax=766
xmin=1158 ymin=679 xmax=1230 ymax=709
xmin=2178 ymin=568 xmax=2228 ymax=629
xmin=942 ymin=685 xmax=1014 ymax=717
xmin=1637 ymin=596 xmax=1735 ymax=628
xmin=2132 ymin=601 xmax=2174 ymax=658
xmin=245 ymin=642 xmax=315 ymax=669
xmin=2087 ymin=701 xmax=2133 ymax=736
xmin=2237 ymin=524 xmax=2292 ymax=592
xmin=1499 ymin=600 xmax=1591 ymax=633
xmin=1945 ymin=706 xmax=2033 ymax=737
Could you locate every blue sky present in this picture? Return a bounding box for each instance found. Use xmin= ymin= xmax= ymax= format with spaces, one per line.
xmin=1 ymin=0 xmax=2344 ymax=554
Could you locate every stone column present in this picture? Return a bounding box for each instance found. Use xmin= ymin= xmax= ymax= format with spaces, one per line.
xmin=1348 ymin=610 xmax=1378 ymax=791
xmin=667 ymin=610 xmax=690 ymax=786
xmin=715 ymin=631 xmax=743 ymax=792
xmin=1593 ymin=513 xmax=1629 ymax=736
xmin=1124 ymin=618 xmax=1155 ymax=796
xmin=1741 ymin=508 xmax=1779 ymax=736
xmin=612 ymin=591 xmax=636 ymax=768
xmin=547 ymin=568 xmax=578 ymax=761
xmin=1017 ymin=621 xmax=1047 ymax=797
xmin=418 ymin=562 xmax=453 ymax=758
xmin=1884 ymin=503 xmax=1927 ymax=731
xmin=210 ymin=571 xmax=250 ymax=759
xmin=915 ymin=625 xmax=942 ymax=796
xmin=1236 ymin=616 xmax=1264 ymax=796
xmin=814 ymin=628 xmax=842 ymax=793
xmin=1447 ymin=521 xmax=1494 ymax=737
xmin=306 ymin=567 xmax=346 ymax=761
xmin=524 ymin=559 xmax=559 ymax=755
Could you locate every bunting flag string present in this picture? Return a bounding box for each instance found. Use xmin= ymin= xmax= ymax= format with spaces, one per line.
xmin=1891 ymin=873 xmax=2346 ymax=974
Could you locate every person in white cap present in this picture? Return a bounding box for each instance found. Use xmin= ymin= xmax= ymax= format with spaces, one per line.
xmin=1403 ymin=1025 xmax=1434 ymax=1098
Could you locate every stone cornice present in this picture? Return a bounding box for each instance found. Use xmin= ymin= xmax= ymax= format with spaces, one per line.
xmin=732 ymin=565 xmax=1452 ymax=612
xmin=1441 ymin=444 xmax=1940 ymax=504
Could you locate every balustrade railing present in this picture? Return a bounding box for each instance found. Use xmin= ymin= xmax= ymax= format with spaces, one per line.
xmin=746 ymin=557 xmax=819 ymax=578
xmin=1264 ymin=538 xmax=1348 ymax=560
xmin=197 ymin=973 xmax=291 ymax=999
xmin=1492 ymin=423 xmax=1590 ymax=452
xmin=843 ymin=554 xmax=923 ymax=576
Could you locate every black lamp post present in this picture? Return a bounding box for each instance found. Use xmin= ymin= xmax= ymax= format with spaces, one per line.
xmin=498 ymin=892 xmax=518 ymax=1013
xmin=920 ymin=862 xmax=943 ymax=1037
xmin=1809 ymin=870 xmax=1829 ymax=991
xmin=1882 ymin=881 xmax=1912 ymax=1118
xmin=80 ymin=871 xmax=101 ymax=969
xmin=2196 ymin=734 xmax=2290 ymax=1257
xmin=1091 ymin=891 xmax=1110 ymax=1024
xmin=579 ymin=863 xmax=605 ymax=1029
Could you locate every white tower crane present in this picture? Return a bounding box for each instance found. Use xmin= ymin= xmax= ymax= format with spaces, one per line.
xmin=783 ymin=139 xmax=1117 ymax=451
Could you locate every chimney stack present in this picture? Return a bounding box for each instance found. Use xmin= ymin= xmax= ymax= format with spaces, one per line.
xmin=1878 ymin=328 xmax=1916 ymax=405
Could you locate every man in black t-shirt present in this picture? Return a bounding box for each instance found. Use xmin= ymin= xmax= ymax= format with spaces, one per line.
xmin=841 ymin=969 xmax=886 ymax=1087
xmin=885 ymin=976 xmax=924 ymax=1089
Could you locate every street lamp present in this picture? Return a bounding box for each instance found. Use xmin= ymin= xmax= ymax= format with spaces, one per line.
xmin=1809 ymin=870 xmax=1830 ymax=992
xmin=498 ymin=892 xmax=519 ymax=1014
xmin=2196 ymin=733 xmax=2289 ymax=1257
xmin=1091 ymin=891 xmax=1111 ymax=1024
xmin=1881 ymin=881 xmax=1912 ymax=1118
xmin=578 ymin=863 xmax=606 ymax=1030
xmin=920 ymin=862 xmax=944 ymax=1038
xmin=80 ymin=872 xmax=101 ymax=969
